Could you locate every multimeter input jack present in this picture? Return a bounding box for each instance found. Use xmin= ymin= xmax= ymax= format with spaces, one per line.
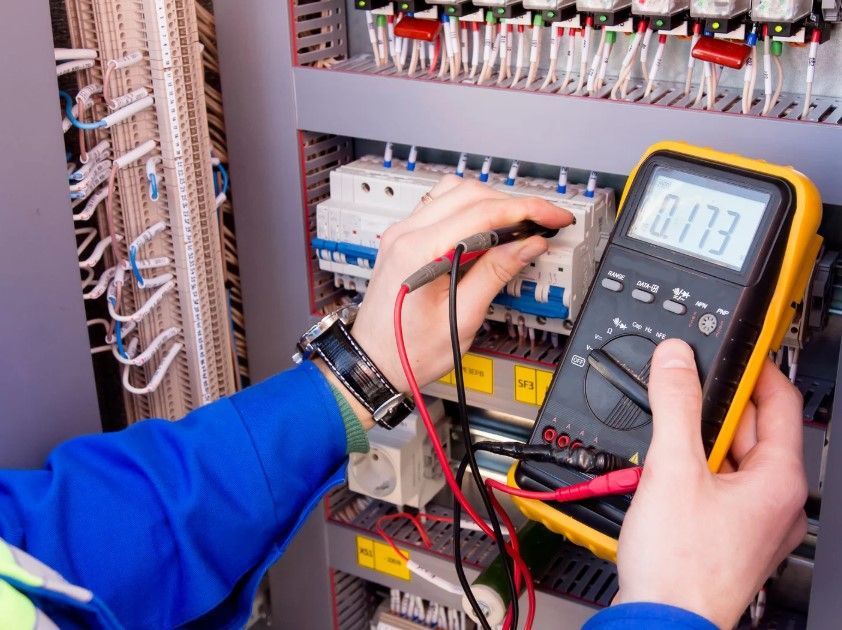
xmin=556 ymin=434 xmax=571 ymax=448
xmin=542 ymin=427 xmax=558 ymax=443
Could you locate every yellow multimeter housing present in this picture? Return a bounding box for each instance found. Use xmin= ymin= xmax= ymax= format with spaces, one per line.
xmin=511 ymin=141 xmax=823 ymax=562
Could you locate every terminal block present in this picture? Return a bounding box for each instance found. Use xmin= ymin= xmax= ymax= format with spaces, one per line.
xmin=314 ymin=156 xmax=615 ymax=336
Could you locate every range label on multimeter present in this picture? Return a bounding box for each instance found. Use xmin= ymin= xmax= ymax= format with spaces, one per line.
xmin=513 ymin=142 xmax=823 ymax=561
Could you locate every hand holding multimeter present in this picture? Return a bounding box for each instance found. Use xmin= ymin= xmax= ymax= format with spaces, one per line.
xmin=510 ymin=141 xmax=822 ymax=561
xmin=615 ymin=341 xmax=808 ymax=630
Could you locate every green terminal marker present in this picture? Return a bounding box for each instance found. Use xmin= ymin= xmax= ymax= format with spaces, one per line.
xmin=774 ymin=24 xmax=783 ymax=33
xmin=712 ymin=21 xmax=720 ymax=29
xmin=357 ymin=0 xmax=366 ymax=6
xmin=655 ymin=18 xmax=664 ymax=27
xmin=497 ymin=7 xmax=505 ymax=14
xmin=547 ymin=10 xmax=555 ymax=18
xmin=448 ymin=6 xmax=455 ymax=12
xmin=401 ymin=2 xmax=408 ymax=8
xmin=599 ymin=14 xmax=607 ymax=22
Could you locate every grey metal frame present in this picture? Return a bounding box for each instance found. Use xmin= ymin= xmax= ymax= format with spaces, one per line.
xmin=213 ymin=2 xmax=842 ymax=627
xmin=0 ymin=1 xmax=101 ymax=469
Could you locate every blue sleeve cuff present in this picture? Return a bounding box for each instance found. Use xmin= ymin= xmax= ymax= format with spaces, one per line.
xmin=583 ymin=603 xmax=718 ymax=630
xmin=228 ymin=361 xmax=348 ymax=521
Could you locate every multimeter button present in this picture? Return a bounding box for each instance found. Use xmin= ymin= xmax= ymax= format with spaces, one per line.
xmin=662 ymin=300 xmax=687 ymax=315
xmin=631 ymin=289 xmax=654 ymax=304
xmin=698 ymin=313 xmax=718 ymax=336
xmin=601 ymin=278 xmax=624 ymax=292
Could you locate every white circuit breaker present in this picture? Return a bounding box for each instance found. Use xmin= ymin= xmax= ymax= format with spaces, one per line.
xmin=314 ymin=156 xmax=615 ymax=335
xmin=347 ymin=398 xmax=449 ymax=508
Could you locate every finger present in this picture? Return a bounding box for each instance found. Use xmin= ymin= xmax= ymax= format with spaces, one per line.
xmin=729 ymin=400 xmax=758 ymax=466
xmin=646 ymin=339 xmax=708 ymax=468
xmin=382 ymin=178 xmax=512 ymax=246
xmin=455 ymin=236 xmax=549 ymax=333
xmin=409 ymin=176 xmax=508 ymax=222
xmin=752 ymin=361 xmax=804 ymax=449
xmin=411 ymin=196 xmax=574 ymax=258
xmin=765 ymin=511 xmax=808 ymax=579
xmin=739 ymin=361 xmax=804 ymax=473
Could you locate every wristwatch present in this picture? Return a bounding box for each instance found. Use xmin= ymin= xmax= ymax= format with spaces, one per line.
xmin=294 ymin=304 xmax=415 ymax=429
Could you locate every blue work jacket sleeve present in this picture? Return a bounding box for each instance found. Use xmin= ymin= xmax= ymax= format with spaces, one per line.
xmin=584 ymin=603 xmax=718 ymax=629
xmin=0 ymin=361 xmax=348 ymax=629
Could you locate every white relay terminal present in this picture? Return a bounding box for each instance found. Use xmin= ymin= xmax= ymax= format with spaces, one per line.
xmin=314 ymin=156 xmax=615 ymax=335
xmin=632 ymin=0 xmax=689 ymax=16
xmin=750 ymin=0 xmax=812 ymax=22
xmin=523 ymin=0 xmax=577 ymax=12
xmin=576 ymin=0 xmax=631 ymax=12
xmin=348 ymin=399 xmax=449 ymax=508
xmin=690 ymin=0 xmax=749 ymax=18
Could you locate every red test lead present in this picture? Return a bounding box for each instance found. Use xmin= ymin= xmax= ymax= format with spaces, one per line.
xmin=486 ymin=466 xmax=643 ymax=503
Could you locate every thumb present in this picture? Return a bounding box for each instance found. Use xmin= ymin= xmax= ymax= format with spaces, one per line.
xmin=455 ymin=235 xmax=549 ymax=332
xmin=646 ymin=339 xmax=707 ymax=468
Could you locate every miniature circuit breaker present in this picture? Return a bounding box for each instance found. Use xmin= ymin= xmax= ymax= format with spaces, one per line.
xmin=314 ymin=156 xmax=615 ymax=335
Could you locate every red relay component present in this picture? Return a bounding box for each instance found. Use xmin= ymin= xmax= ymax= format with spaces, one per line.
xmin=692 ymin=36 xmax=751 ymax=69
xmin=394 ymin=16 xmax=441 ymax=42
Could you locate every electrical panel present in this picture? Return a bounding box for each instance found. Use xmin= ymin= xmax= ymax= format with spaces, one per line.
xmin=27 ymin=0 xmax=842 ymax=627
xmin=208 ymin=0 xmax=842 ymax=624
xmin=315 ymin=155 xmax=615 ymax=333
xmin=55 ymin=0 xmax=242 ymax=423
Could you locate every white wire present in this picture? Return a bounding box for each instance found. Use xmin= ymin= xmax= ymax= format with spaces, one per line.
xmin=122 ymin=338 xmax=183 ymax=395
xmin=643 ymin=37 xmax=667 ymax=100
xmin=684 ymin=31 xmax=701 ymax=96
xmin=365 ymin=12 xmax=381 ymax=66
xmin=592 ymin=36 xmax=612 ymax=95
xmin=575 ymin=24 xmax=591 ymax=95
xmin=108 ymin=280 xmax=176 ymax=323
xmin=525 ymin=25 xmax=542 ymax=88
xmin=639 ymin=27 xmax=653 ymax=83
xmin=84 ymin=267 xmax=117 ymax=300
xmin=112 ymin=327 xmax=180 ymax=367
xmin=511 ymin=27 xmax=526 ymax=86
xmin=610 ymin=31 xmax=641 ymax=100
xmin=742 ymin=47 xmax=758 ymax=114
xmin=585 ymin=28 xmax=606 ymax=96
xmin=559 ymin=29 xmax=577 ymax=93
xmin=541 ymin=27 xmax=561 ymax=90
xmin=470 ymin=25 xmax=480 ymax=78
xmin=761 ymin=36 xmax=773 ymax=116
xmin=802 ymin=38 xmax=819 ymax=120
xmin=76 ymin=227 xmax=98 ymax=256
xmin=79 ymin=236 xmax=113 ymax=269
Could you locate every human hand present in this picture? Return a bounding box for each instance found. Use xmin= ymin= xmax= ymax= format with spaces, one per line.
xmin=614 ymin=339 xmax=808 ymax=629
xmin=351 ymin=175 xmax=574 ymax=395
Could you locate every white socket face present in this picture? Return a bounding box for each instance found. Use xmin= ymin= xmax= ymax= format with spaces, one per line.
xmin=628 ymin=166 xmax=770 ymax=271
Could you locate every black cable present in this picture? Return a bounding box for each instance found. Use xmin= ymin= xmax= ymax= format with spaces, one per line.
xmin=449 ymin=244 xmax=519 ymax=628
xmin=453 ymin=454 xmax=492 ymax=630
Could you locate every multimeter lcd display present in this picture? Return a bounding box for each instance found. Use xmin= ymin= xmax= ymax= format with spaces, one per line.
xmin=628 ymin=167 xmax=771 ymax=271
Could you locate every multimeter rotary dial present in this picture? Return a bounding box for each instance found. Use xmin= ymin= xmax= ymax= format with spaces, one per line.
xmin=584 ymin=335 xmax=656 ymax=431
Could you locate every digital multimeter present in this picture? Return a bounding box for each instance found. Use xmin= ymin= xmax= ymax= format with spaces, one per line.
xmin=511 ymin=141 xmax=823 ymax=562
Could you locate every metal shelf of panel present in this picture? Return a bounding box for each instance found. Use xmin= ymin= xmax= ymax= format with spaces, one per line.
xmin=294 ymin=64 xmax=842 ymax=205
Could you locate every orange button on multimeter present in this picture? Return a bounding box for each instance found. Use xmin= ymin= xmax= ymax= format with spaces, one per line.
xmin=510 ymin=142 xmax=823 ymax=562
